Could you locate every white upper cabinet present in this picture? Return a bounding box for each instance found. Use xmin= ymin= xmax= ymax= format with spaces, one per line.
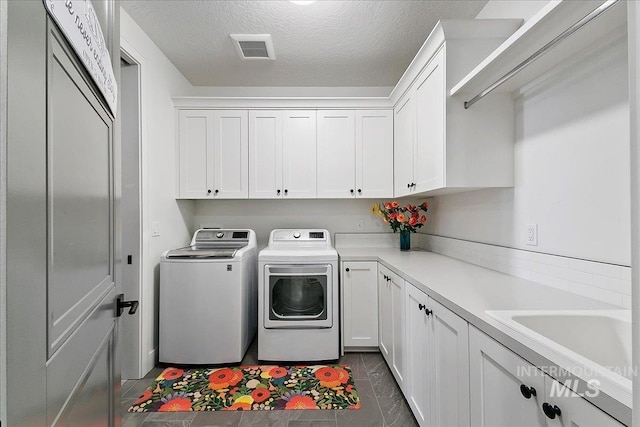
xmin=179 ymin=110 xmax=213 ymax=198
xmin=317 ymin=110 xmax=356 ymax=198
xmin=318 ymin=110 xmax=393 ymax=198
xmin=356 ymin=110 xmax=394 ymax=198
xmin=392 ymin=20 xmax=520 ymax=197
xmin=282 ymin=110 xmax=317 ymax=198
xmin=178 ymin=110 xmax=248 ymax=199
xmin=249 ymin=110 xmax=317 ymax=199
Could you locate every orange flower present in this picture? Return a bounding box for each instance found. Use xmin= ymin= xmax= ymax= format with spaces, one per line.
xmin=409 ymin=217 xmax=418 ymax=226
xmin=285 ymin=395 xmax=318 ymax=409
xmin=391 ymin=201 xmax=399 ymax=208
xmin=158 ymin=395 xmax=192 ymax=412
xmin=160 ymin=368 xmax=184 ymax=381
xmin=420 ymin=215 xmax=427 ymax=224
xmin=269 ymin=367 xmax=288 ymax=378
xmin=406 ymin=204 xmax=414 ymax=210
xmin=397 ymin=214 xmax=406 ymax=223
xmin=384 ymin=202 xmax=393 ymax=210
xmin=134 ymin=389 xmax=152 ymax=405
xmin=315 ymin=366 xmax=348 ymax=388
xmin=252 ymin=388 xmax=271 ymax=403
xmin=389 ymin=212 xmax=397 ymax=221
xmin=224 ymin=402 xmax=251 ymax=411
xmin=421 ymin=201 xmax=429 ymax=209
xmin=209 ymin=368 xmax=243 ymax=390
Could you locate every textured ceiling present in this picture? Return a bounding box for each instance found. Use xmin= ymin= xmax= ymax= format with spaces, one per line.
xmin=120 ymin=0 xmax=488 ymax=87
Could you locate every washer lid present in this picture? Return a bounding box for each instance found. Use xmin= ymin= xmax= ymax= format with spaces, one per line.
xmin=165 ymin=247 xmax=237 ymax=259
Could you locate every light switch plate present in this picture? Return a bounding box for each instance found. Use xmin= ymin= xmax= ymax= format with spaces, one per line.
xmin=152 ymin=221 xmax=161 ymax=237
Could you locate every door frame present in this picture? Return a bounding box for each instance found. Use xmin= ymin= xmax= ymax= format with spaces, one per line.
xmin=120 ymin=40 xmax=147 ymax=379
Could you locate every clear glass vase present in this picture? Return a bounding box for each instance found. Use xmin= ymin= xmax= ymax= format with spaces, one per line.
xmin=399 ymin=231 xmax=411 ymax=251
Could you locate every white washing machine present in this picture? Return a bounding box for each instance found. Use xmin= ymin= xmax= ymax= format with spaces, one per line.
xmin=159 ymin=229 xmax=257 ymax=364
xmin=258 ymin=229 xmax=339 ymax=361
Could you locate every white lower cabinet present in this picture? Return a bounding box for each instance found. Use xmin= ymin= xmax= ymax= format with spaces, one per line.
xmin=341 ymin=261 xmax=378 ymax=349
xmin=405 ymin=283 xmax=470 ymax=427
xmin=542 ymin=377 xmax=625 ymax=427
xmin=378 ymin=265 xmax=405 ymax=390
xmin=469 ymin=326 xmax=625 ymax=427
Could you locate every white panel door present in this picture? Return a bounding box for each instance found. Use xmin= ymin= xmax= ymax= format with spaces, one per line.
xmin=249 ymin=110 xmax=282 ymax=199
xmin=378 ymin=266 xmax=393 ymax=363
xmin=342 ymin=261 xmax=378 ymax=348
xmin=429 ymin=298 xmax=470 ymax=427
xmin=393 ymin=93 xmax=415 ymax=197
xmin=469 ymin=326 xmax=547 ymax=427
xmin=282 ymin=110 xmax=317 ymax=198
xmin=179 ymin=110 xmax=214 ymax=198
xmin=414 ymin=48 xmax=445 ymax=192
xmin=212 ymin=110 xmax=248 ymax=199
xmin=542 ymin=377 xmax=625 ymax=427
xmin=390 ymin=271 xmax=406 ymax=389
xmin=317 ymin=110 xmax=356 ymax=198
xmin=405 ymin=283 xmax=431 ymax=426
xmin=356 ymin=110 xmax=394 ymax=198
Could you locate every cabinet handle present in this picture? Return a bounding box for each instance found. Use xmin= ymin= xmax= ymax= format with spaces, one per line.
xmin=418 ymin=303 xmax=426 ymax=311
xmin=407 ymin=183 xmax=411 ymax=188
xmin=520 ymin=385 xmax=536 ymax=399
xmin=277 ymin=189 xmax=281 ymax=195
xmin=387 ymin=276 xmax=391 ymax=282
xmin=284 ymin=189 xmax=288 ymax=195
xmin=345 ymin=268 xmax=350 ymax=272
xmin=357 ymin=189 xmax=362 ymax=194
xmin=411 ymin=182 xmax=416 ymax=188
xmin=350 ymin=189 xmax=355 ymax=195
xmin=425 ymin=308 xmax=433 ymax=316
xmin=214 ymin=189 xmax=219 ymax=195
xmin=207 ymin=189 xmax=212 ymax=195
xmin=383 ymin=274 xmax=387 ymax=280
xmin=542 ymin=403 xmax=561 ymax=419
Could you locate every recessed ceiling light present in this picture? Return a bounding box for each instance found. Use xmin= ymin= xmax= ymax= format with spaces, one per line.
xmin=290 ymin=0 xmax=316 ymax=5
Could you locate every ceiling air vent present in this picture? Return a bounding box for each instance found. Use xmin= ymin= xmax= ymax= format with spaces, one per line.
xmin=230 ymin=34 xmax=275 ymax=60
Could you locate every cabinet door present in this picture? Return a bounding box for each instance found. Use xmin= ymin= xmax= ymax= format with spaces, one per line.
xmin=342 ymin=261 xmax=378 ymax=348
xmin=542 ymin=377 xmax=625 ymax=427
xmin=178 ymin=110 xmax=214 ymax=198
xmin=469 ymin=326 xmax=547 ymax=427
xmin=282 ymin=110 xmax=317 ymax=198
xmin=378 ymin=266 xmax=393 ymax=364
xmin=405 ymin=283 xmax=431 ymax=426
xmin=430 ymin=299 xmax=470 ymax=427
xmin=317 ymin=110 xmax=356 ymax=198
xmin=212 ymin=110 xmax=248 ymax=199
xmin=249 ymin=110 xmax=282 ymax=199
xmin=393 ymin=93 xmax=415 ymax=197
xmin=414 ymin=48 xmax=445 ymax=193
xmin=390 ymin=270 xmax=405 ymax=389
xmin=356 ymin=110 xmax=393 ymax=198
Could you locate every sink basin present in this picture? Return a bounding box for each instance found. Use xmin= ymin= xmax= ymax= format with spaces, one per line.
xmin=486 ymin=310 xmax=632 ymax=385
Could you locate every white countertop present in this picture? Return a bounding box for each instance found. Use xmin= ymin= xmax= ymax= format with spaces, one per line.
xmin=338 ymin=247 xmax=631 ymax=425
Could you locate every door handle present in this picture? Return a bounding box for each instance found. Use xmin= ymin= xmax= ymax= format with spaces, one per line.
xmin=116 ymin=294 xmax=139 ymax=317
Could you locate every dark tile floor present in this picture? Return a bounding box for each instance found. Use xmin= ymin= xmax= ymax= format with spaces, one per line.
xmin=121 ymin=339 xmax=418 ymax=427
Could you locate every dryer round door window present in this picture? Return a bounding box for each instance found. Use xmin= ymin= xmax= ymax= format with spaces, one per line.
xmin=264 ymin=264 xmax=333 ymax=328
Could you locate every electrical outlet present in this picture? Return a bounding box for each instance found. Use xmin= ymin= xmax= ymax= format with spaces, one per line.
xmin=526 ymin=223 xmax=538 ymax=246
xmin=152 ymin=221 xmax=161 ymax=237
xmin=356 ymin=219 xmax=364 ymax=231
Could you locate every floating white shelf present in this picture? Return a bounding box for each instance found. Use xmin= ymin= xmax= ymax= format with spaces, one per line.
xmin=450 ymin=0 xmax=627 ymax=102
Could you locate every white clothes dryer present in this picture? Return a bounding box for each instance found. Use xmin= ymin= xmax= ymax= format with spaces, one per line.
xmin=159 ymin=229 xmax=257 ymax=364
xmin=258 ymin=229 xmax=339 ymax=361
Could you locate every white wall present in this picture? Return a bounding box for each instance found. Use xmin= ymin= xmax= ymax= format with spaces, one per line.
xmin=193 ymin=198 xmax=428 ymax=248
xmin=120 ymin=9 xmax=195 ymax=375
xmin=423 ymin=1 xmax=631 ymax=266
xmin=476 ymin=1 xmax=549 ymax=22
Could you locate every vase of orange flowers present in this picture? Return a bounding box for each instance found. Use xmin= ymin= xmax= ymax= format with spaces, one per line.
xmin=371 ymin=201 xmax=429 ymax=251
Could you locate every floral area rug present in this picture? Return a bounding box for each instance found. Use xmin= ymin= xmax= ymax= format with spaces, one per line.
xmin=128 ymin=365 xmax=360 ymax=412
